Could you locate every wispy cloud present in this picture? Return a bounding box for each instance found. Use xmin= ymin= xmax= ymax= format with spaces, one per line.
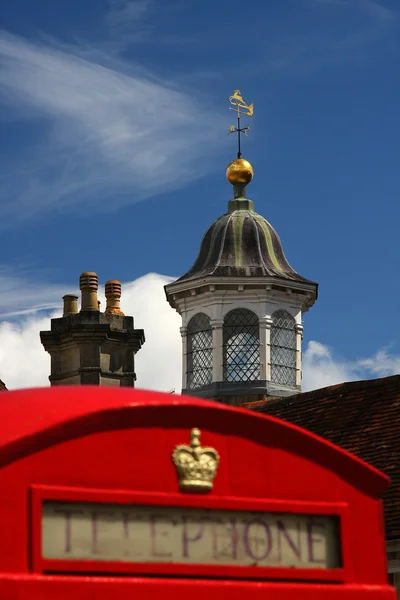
xmin=0 ymin=29 xmax=224 ymax=225
xmin=0 ymin=267 xmax=70 ymax=318
xmin=105 ymin=0 xmax=153 ymax=32
xmin=332 ymin=0 xmax=395 ymax=48
xmin=261 ymin=0 xmax=398 ymax=74
xmin=359 ymin=0 xmax=394 ymax=22
xmin=312 ymin=0 xmax=393 ymax=18
xmin=101 ymin=0 xmax=155 ymax=52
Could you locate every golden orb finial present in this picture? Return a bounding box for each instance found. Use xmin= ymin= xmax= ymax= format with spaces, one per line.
xmin=226 ymin=158 xmax=254 ymax=185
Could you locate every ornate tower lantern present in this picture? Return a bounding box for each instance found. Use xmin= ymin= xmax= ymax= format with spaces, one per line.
xmin=165 ymin=91 xmax=318 ymax=406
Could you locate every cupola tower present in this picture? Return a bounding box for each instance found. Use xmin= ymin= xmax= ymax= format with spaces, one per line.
xmin=165 ymin=91 xmax=318 ymax=405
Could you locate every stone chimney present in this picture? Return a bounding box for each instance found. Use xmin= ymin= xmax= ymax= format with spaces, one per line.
xmin=40 ymin=272 xmax=145 ymax=387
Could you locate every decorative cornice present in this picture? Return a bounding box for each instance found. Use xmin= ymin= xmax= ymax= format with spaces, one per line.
xmin=165 ymin=276 xmax=316 ymax=314
xmin=41 ymin=327 xmax=145 ymax=354
xmin=166 ymin=275 xmax=317 ymax=298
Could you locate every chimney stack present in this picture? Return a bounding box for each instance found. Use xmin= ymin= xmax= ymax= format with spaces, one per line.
xmin=40 ymin=272 xmax=145 ymax=387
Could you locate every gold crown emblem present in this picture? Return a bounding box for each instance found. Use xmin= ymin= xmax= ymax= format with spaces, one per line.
xmin=172 ymin=428 xmax=220 ymax=493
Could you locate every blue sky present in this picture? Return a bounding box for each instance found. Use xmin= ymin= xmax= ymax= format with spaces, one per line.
xmin=0 ymin=0 xmax=400 ymax=390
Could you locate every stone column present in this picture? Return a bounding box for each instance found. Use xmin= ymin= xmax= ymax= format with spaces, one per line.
xmin=180 ymin=326 xmax=188 ymax=390
xmin=295 ymin=323 xmax=304 ymax=387
xmin=259 ymin=317 xmax=273 ymax=381
xmin=210 ymin=319 xmax=224 ymax=382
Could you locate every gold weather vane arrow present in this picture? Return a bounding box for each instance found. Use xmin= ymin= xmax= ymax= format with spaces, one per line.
xmin=228 ymin=89 xmax=254 ymax=158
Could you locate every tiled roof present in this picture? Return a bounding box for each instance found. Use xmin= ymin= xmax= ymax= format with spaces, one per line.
xmin=242 ymin=375 xmax=400 ymax=540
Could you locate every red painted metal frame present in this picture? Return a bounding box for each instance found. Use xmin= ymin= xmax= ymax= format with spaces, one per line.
xmin=0 ymin=573 xmax=396 ymax=600
xmin=31 ymin=484 xmax=351 ymax=583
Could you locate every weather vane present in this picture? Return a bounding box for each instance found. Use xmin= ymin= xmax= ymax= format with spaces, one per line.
xmin=228 ymin=90 xmax=254 ymax=159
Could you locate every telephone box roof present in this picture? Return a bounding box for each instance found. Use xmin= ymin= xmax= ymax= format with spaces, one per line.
xmin=0 ymin=386 xmax=388 ymax=497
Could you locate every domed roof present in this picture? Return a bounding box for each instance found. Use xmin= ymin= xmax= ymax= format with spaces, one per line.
xmin=177 ymin=206 xmax=315 ymax=284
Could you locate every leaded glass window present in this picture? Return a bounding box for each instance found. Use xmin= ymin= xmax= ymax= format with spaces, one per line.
xmin=270 ymin=310 xmax=297 ymax=387
xmin=223 ymin=309 xmax=260 ymax=383
xmin=186 ymin=313 xmax=212 ymax=389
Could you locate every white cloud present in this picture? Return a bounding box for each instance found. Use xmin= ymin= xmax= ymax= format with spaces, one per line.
xmin=118 ymin=273 xmax=182 ymax=393
xmin=302 ymin=340 xmax=400 ymax=391
xmin=0 ymin=313 xmax=60 ymax=389
xmin=357 ymin=348 xmax=400 ymax=377
xmin=302 ymin=340 xmax=356 ymax=390
xmin=1 ymin=272 xmax=399 ymax=394
xmin=0 ymin=30 xmax=224 ymax=224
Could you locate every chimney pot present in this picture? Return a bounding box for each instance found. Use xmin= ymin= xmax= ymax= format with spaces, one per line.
xmin=105 ymin=280 xmax=125 ymax=315
xmin=80 ymin=272 xmax=99 ymax=311
xmin=63 ymin=294 xmax=78 ymax=316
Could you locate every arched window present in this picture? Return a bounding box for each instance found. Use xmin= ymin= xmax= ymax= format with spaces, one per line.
xmin=270 ymin=310 xmax=296 ymax=387
xmin=186 ymin=313 xmax=212 ymax=389
xmin=223 ymin=309 xmax=260 ymax=382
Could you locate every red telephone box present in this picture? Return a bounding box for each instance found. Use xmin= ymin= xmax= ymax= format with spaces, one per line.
xmin=0 ymin=386 xmax=394 ymax=599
